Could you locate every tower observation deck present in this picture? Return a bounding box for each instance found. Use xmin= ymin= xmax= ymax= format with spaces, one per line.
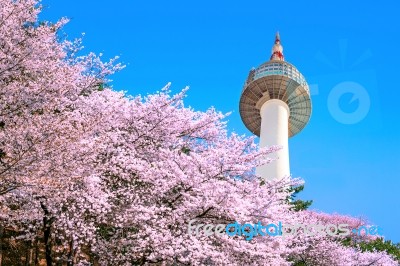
xmin=239 ymin=32 xmax=312 ymax=180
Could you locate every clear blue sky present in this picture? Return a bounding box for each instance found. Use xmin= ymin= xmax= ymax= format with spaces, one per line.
xmin=40 ymin=0 xmax=400 ymax=242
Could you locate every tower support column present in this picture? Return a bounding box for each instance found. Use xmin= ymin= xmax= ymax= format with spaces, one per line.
xmin=256 ymin=99 xmax=290 ymax=180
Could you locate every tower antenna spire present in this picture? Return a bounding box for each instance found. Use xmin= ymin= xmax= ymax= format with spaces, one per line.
xmin=270 ymin=31 xmax=284 ymax=61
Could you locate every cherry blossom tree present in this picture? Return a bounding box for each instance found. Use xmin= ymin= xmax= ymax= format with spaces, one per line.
xmin=0 ymin=0 xmax=120 ymax=264
xmin=86 ymin=88 xmax=397 ymax=266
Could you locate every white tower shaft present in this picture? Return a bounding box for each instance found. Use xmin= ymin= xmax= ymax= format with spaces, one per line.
xmin=256 ymin=99 xmax=290 ymax=180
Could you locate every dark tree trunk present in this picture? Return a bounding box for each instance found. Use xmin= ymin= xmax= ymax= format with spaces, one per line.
xmin=40 ymin=200 xmax=53 ymax=266
xmin=67 ymin=238 xmax=74 ymax=266
xmin=0 ymin=226 xmax=3 ymax=266
xmin=25 ymin=241 xmax=30 ymax=266
xmin=34 ymin=239 xmax=39 ymax=266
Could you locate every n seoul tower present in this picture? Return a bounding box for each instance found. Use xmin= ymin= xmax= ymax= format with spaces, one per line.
xmin=239 ymin=33 xmax=311 ymax=181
